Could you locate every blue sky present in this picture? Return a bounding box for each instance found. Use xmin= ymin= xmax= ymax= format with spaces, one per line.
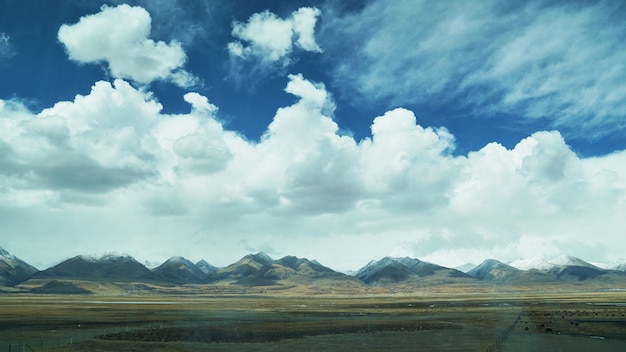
xmin=1 ymin=0 xmax=626 ymax=270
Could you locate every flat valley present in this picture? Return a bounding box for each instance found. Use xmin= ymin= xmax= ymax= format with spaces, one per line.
xmin=2 ymin=292 xmax=626 ymax=351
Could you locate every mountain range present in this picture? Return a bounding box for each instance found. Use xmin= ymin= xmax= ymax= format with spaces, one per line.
xmin=2 ymin=247 xmax=626 ymax=294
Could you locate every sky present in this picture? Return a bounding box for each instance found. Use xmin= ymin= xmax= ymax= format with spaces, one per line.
xmin=1 ymin=0 xmax=626 ymax=272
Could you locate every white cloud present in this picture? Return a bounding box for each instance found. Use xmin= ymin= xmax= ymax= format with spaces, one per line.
xmin=228 ymin=7 xmax=322 ymax=68
xmin=2 ymin=73 xmax=626 ymax=269
xmin=230 ymin=10 xmax=295 ymax=62
xmin=291 ymin=7 xmax=323 ymax=53
xmin=0 ymin=78 xmax=234 ymax=199
xmin=324 ymin=0 xmax=626 ymax=138
xmin=1 ymin=80 xmax=162 ymax=195
xmin=183 ymin=92 xmax=217 ymax=114
xmin=57 ymin=4 xmax=196 ymax=87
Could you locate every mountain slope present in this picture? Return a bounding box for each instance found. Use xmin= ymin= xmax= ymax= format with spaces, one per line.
xmin=468 ymin=259 xmax=519 ymax=281
xmin=250 ymin=256 xmax=350 ymax=282
xmin=31 ymin=254 xmax=161 ymax=283
xmin=553 ymin=265 xmax=607 ymax=281
xmin=153 ymin=256 xmax=208 ymax=284
xmin=355 ymin=257 xmax=414 ymax=285
xmin=613 ymin=263 xmax=626 ymax=272
xmin=544 ymin=256 xmax=608 ymax=281
xmin=196 ymin=260 xmax=218 ymax=275
xmin=455 ymin=263 xmax=476 ymax=273
xmin=208 ymin=252 xmax=274 ymax=282
xmin=0 ymin=247 xmax=39 ymax=287
xmin=548 ymin=255 xmax=599 ymax=269
xmin=355 ymin=257 xmax=473 ymax=287
xmin=468 ymin=259 xmax=557 ymax=283
xmin=207 ymin=253 xmax=367 ymax=292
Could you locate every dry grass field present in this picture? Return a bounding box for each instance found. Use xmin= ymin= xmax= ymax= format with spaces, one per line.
xmin=1 ymin=290 xmax=625 ymax=351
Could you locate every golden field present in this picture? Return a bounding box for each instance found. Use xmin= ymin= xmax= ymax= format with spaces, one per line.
xmin=1 ymin=289 xmax=626 ymax=351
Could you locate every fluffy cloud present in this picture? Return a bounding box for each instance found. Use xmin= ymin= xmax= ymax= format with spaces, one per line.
xmin=0 ymin=80 xmax=160 ymax=196
xmin=227 ymin=7 xmax=322 ymax=73
xmin=58 ymin=4 xmax=196 ymax=87
xmin=323 ymin=0 xmax=626 ymax=139
xmin=2 ymin=73 xmax=626 ymax=269
xmin=0 ymin=78 xmax=234 ymax=202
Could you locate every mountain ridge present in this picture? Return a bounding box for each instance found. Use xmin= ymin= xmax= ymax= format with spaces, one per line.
xmin=152 ymin=256 xmax=208 ymax=284
xmin=355 ymin=256 xmax=474 ymax=288
xmin=0 ymin=247 xmax=39 ymax=287
xmin=3 ymin=247 xmax=626 ymax=292
xmin=31 ymin=254 xmax=163 ymax=284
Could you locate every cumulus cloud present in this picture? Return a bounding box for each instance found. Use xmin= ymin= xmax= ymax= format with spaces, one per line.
xmin=184 ymin=76 xmax=621 ymax=266
xmin=2 ymin=72 xmax=626 ymax=269
xmin=57 ymin=4 xmax=197 ymax=87
xmin=323 ymin=0 xmax=626 ymax=139
xmin=1 ymin=80 xmax=160 ymax=196
xmin=227 ymin=7 xmax=322 ymax=79
xmin=0 ymin=78 xmax=232 ymax=201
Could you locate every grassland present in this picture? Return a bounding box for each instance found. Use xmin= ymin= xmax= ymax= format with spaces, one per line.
xmin=1 ymin=291 xmax=626 ymax=351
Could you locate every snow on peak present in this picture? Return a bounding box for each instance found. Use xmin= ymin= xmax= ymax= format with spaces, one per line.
xmin=79 ymin=252 xmax=137 ymax=263
xmin=354 ymin=257 xmax=408 ymax=277
xmin=396 ymin=257 xmax=423 ymax=268
xmin=548 ymin=255 xmax=596 ymax=268
xmin=508 ymin=255 xmax=601 ymax=271
xmin=196 ymin=260 xmax=217 ymax=274
xmin=589 ymin=258 xmax=626 ymax=270
xmin=509 ymin=258 xmax=554 ymax=271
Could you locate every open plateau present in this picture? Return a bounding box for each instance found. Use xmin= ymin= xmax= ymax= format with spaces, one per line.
xmin=2 ymin=247 xmax=626 ymax=351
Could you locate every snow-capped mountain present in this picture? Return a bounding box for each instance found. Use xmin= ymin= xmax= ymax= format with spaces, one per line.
xmin=0 ymin=247 xmax=39 ymax=287
xmin=468 ymin=259 xmax=557 ymax=283
xmin=482 ymin=255 xmax=626 ymax=283
xmin=354 ymin=257 xmax=408 ymax=283
xmin=196 ymin=260 xmax=218 ymax=275
xmin=468 ymin=259 xmax=519 ymax=281
xmin=32 ymin=254 xmax=160 ymax=282
xmin=6 ymin=248 xmax=626 ymax=293
xmin=78 ymin=253 xmax=138 ymax=263
xmin=508 ymin=258 xmax=555 ymax=271
xmin=548 ymin=255 xmax=599 ymax=269
xmin=152 ymin=256 xmax=208 ymax=284
xmin=509 ymin=255 xmax=601 ymax=272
